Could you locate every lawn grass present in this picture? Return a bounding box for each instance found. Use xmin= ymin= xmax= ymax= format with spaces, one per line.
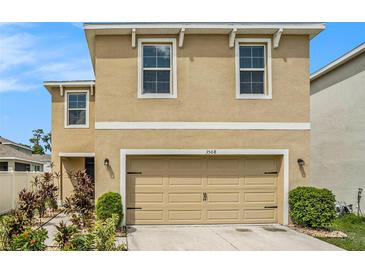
xmin=318 ymin=214 xmax=365 ymax=251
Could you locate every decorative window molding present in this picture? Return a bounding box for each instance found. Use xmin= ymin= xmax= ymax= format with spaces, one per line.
xmin=137 ymin=38 xmax=177 ymax=99
xmin=235 ymin=38 xmax=272 ymax=100
xmin=64 ymin=90 xmax=90 ymax=128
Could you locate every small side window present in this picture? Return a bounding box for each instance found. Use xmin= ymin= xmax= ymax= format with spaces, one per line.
xmin=65 ymin=91 xmax=89 ymax=128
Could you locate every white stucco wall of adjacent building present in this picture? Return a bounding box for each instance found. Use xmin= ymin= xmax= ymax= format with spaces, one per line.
xmin=310 ymin=51 xmax=365 ymax=214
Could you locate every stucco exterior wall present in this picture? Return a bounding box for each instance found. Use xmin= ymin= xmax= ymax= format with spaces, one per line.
xmin=311 ymin=52 xmax=365 ymax=213
xmin=49 ymin=33 xmax=311 ymax=210
xmin=94 ymin=34 xmax=309 ymax=123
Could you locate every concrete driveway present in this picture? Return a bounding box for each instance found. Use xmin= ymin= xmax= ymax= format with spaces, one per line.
xmin=126 ymin=225 xmax=343 ymax=251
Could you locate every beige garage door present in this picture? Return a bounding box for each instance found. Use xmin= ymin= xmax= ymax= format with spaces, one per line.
xmin=126 ymin=156 xmax=281 ymax=225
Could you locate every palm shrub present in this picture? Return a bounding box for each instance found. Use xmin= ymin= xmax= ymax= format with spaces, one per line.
xmin=96 ymin=192 xmax=123 ymax=226
xmin=53 ymin=221 xmax=78 ymax=249
xmin=63 ymin=170 xmax=95 ymax=228
xmin=17 ymin=189 xmax=37 ymax=222
xmin=32 ymin=172 xmax=59 ymax=218
xmin=289 ymin=186 xmax=336 ymax=228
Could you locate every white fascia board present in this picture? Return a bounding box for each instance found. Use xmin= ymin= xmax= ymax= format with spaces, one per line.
xmin=44 ymin=81 xmax=95 ymax=87
xmin=95 ymin=122 xmax=310 ymax=130
xmin=58 ymin=152 xmax=95 ymax=157
xmin=311 ymin=42 xmax=365 ymax=81
xmin=84 ymin=22 xmax=324 ymax=32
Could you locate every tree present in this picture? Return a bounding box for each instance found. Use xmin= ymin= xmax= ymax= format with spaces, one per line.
xmin=29 ymin=129 xmax=51 ymax=154
xmin=42 ymin=132 xmax=52 ymax=152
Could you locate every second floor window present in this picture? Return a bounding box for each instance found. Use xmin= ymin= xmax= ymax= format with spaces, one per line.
xmin=138 ymin=38 xmax=177 ymax=98
xmin=143 ymin=44 xmax=171 ymax=94
xmin=235 ymin=38 xmax=272 ymax=99
xmin=239 ymin=45 xmax=265 ymax=94
xmin=65 ymin=91 xmax=89 ymax=128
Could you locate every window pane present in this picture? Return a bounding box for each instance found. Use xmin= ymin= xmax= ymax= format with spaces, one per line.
xmin=252 ymin=46 xmax=264 ymax=57
xmin=240 ymin=71 xmax=264 ymax=94
xmin=143 ymin=45 xmax=170 ymax=68
xmin=240 ymin=71 xmax=252 ymax=83
xmin=157 ymin=56 xmax=170 ymax=68
xmin=240 ymin=46 xmax=251 ymax=57
xmin=252 ymin=71 xmax=264 ymax=82
xmin=240 ymin=57 xmax=252 ymax=68
xmin=143 ymin=56 xmax=156 ymax=68
xmin=143 ymin=70 xmax=170 ymax=94
xmin=252 ymin=57 xmax=264 ymax=68
xmin=143 ymin=46 xmax=156 ymax=57
xmin=69 ymin=110 xmax=86 ymax=125
xmin=240 ymin=83 xmax=252 ymax=93
xmin=68 ymin=93 xmax=86 ymax=109
xmin=143 ymin=71 xmax=157 ymax=81
xmin=143 ymin=81 xmax=157 ymax=93
xmin=252 ymin=83 xmax=264 ymax=93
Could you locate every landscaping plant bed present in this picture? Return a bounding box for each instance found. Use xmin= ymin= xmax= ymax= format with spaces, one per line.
xmin=289 ymin=224 xmax=347 ymax=238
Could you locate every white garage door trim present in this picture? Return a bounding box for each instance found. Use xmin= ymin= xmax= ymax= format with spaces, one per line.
xmin=120 ymin=149 xmax=289 ymax=226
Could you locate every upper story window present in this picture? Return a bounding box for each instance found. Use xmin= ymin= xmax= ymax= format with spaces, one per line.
xmin=65 ymin=90 xmax=89 ymax=128
xmin=138 ymin=38 xmax=177 ymax=98
xmin=235 ymin=38 xmax=272 ymax=99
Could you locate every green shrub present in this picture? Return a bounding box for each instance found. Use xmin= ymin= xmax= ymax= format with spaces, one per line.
xmin=96 ymin=192 xmax=123 ymax=226
xmin=53 ymin=221 xmax=78 ymax=249
xmin=64 ymin=233 xmax=94 ymax=251
xmin=93 ymin=214 xmax=118 ymax=251
xmin=11 ymin=227 xmax=48 ymax=251
xmin=0 ymin=215 xmax=13 ymax=251
xmin=289 ymin=186 xmax=336 ymax=228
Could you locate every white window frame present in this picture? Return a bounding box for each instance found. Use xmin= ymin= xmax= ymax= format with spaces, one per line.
xmin=137 ymin=38 xmax=177 ymax=99
xmin=235 ymin=38 xmax=272 ymax=100
xmin=64 ymin=90 xmax=90 ymax=128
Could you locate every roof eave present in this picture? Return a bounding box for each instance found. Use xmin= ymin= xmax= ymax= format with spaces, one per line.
xmin=84 ymin=22 xmax=325 ymax=72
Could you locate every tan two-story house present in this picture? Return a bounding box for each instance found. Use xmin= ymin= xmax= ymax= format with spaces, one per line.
xmin=44 ymin=23 xmax=324 ymax=226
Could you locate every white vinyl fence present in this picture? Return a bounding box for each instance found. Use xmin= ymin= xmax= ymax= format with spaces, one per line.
xmin=0 ymin=171 xmax=43 ymax=214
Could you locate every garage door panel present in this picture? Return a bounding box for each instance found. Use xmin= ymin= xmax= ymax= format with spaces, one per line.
xmin=243 ymin=159 xmax=278 ymax=176
xmin=242 ymin=209 xmax=277 ymax=223
xmin=207 ymin=158 xmax=240 ymax=175
xmin=244 ymin=176 xmax=277 ymax=187
xmin=207 ymin=176 xmax=240 ymax=186
xmin=169 ymin=176 xmax=203 ymax=186
xmin=168 ymin=192 xmax=202 ymax=203
xmin=131 ymin=192 xmax=164 ymax=204
xmin=207 ymin=192 xmax=240 ymax=203
xmin=207 ymin=210 xmax=240 ymax=221
xmin=243 ymin=191 xmax=276 ymax=204
xmin=131 ymin=176 xmax=164 ymax=186
xmin=168 ymin=210 xmax=202 ymax=221
xmin=128 ymin=158 xmax=166 ymax=173
xmin=129 ymin=210 xmax=164 ymax=222
xmin=168 ymin=158 xmax=204 ymax=171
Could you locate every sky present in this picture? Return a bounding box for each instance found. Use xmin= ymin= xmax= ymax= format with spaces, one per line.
xmin=0 ymin=22 xmax=365 ymax=145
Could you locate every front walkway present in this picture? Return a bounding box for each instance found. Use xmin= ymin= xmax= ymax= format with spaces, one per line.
xmin=127 ymin=224 xmax=343 ymax=251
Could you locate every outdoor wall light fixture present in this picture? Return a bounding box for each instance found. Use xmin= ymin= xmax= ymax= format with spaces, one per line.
xmin=297 ymin=159 xmax=306 ymax=177
xmin=104 ymin=158 xmax=110 ymax=166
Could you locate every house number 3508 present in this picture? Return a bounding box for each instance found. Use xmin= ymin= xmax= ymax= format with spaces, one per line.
xmin=206 ymin=150 xmax=217 ymax=155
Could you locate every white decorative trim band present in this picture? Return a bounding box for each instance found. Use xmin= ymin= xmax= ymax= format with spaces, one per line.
xmin=59 ymin=152 xmax=95 ymax=157
xmin=96 ymin=122 xmax=310 ymax=130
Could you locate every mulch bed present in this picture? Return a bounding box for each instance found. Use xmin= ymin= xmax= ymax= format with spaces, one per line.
xmin=289 ymin=224 xmax=347 ymax=238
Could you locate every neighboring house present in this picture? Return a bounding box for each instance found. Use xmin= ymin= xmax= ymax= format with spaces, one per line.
xmin=0 ymin=136 xmax=46 ymax=172
xmin=310 ymin=43 xmax=365 ymax=213
xmin=44 ymin=23 xmax=324 ymax=226
xmin=31 ymin=154 xmax=52 ymax=172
